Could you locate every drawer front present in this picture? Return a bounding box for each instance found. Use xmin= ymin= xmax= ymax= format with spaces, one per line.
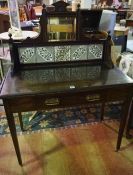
xmin=8 ymin=91 xmax=103 ymax=113
xmin=105 ymin=87 xmax=130 ymax=101
xmin=7 ymin=86 xmax=131 ymax=113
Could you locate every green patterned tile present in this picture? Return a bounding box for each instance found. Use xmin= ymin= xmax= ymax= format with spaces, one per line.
xmin=55 ymin=46 xmax=70 ymax=62
xmin=19 ymin=47 xmax=35 ymax=63
xmin=88 ymin=44 xmax=103 ymax=59
xmin=71 ymin=45 xmax=87 ymax=61
xmin=36 ymin=46 xmax=54 ymax=63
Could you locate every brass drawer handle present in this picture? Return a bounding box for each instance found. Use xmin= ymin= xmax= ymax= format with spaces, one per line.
xmin=45 ymin=98 xmax=60 ymax=106
xmin=86 ymin=94 xmax=100 ymax=102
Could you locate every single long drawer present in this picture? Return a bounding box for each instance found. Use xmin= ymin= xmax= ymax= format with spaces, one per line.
xmin=5 ymin=86 xmax=130 ymax=113
xmin=6 ymin=91 xmax=103 ymax=113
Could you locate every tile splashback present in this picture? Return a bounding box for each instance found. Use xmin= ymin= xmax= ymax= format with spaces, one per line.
xmin=19 ymin=44 xmax=103 ymax=63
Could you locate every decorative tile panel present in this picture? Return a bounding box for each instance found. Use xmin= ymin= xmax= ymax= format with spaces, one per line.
xmin=36 ymin=46 xmax=54 ymax=62
xmin=18 ymin=44 xmax=104 ymax=64
xmin=19 ymin=47 xmax=35 ymax=63
xmin=71 ymin=45 xmax=87 ymax=61
xmin=55 ymin=46 xmax=70 ymax=61
xmin=88 ymin=44 xmax=103 ymax=59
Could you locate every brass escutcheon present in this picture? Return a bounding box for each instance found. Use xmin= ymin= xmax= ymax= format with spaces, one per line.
xmin=86 ymin=94 xmax=100 ymax=102
xmin=45 ymin=98 xmax=60 ymax=106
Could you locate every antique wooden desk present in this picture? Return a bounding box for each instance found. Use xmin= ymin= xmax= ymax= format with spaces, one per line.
xmin=1 ymin=63 xmax=133 ymax=166
xmin=0 ymin=6 xmax=133 ymax=166
xmin=0 ymin=37 xmax=133 ymax=166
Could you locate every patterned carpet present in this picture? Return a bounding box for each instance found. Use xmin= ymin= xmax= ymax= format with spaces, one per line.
xmin=0 ymin=103 xmax=133 ymax=175
xmin=0 ymin=103 xmax=121 ymax=136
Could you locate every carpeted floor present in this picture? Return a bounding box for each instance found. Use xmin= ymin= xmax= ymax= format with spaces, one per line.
xmin=0 ymin=103 xmax=122 ymax=136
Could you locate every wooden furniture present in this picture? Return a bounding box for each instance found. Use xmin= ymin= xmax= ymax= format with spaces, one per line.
xmin=114 ymin=25 xmax=129 ymax=52
xmin=45 ymin=11 xmax=76 ymax=41
xmin=52 ymin=0 xmax=70 ymax=12
xmin=126 ymin=19 xmax=133 ymax=27
xmin=76 ymin=8 xmax=113 ymax=69
xmin=76 ymin=9 xmax=103 ymax=40
xmin=0 ymin=6 xmax=133 ymax=166
xmin=33 ymin=0 xmax=42 ymax=6
xmin=0 ymin=30 xmax=133 ymax=165
xmin=41 ymin=7 xmax=108 ymax=42
xmin=0 ymin=0 xmax=7 ymax=7
xmin=126 ymin=19 xmax=133 ymax=37
xmin=33 ymin=5 xmax=42 ymax=17
xmin=0 ymin=7 xmax=38 ymax=33
xmin=39 ymin=3 xmax=76 ymax=41
xmin=126 ymin=99 xmax=133 ymax=138
xmin=0 ymin=13 xmax=10 ymax=33
xmin=0 ymin=13 xmax=36 ymax=33
xmin=116 ymin=9 xmax=128 ymax=23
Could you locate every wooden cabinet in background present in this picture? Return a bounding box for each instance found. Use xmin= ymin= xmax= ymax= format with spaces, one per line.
xmin=0 ymin=0 xmax=7 ymax=7
xmin=0 ymin=14 xmax=10 ymax=33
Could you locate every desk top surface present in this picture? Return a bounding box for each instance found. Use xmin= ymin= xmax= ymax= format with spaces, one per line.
xmin=0 ymin=65 xmax=133 ymax=98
